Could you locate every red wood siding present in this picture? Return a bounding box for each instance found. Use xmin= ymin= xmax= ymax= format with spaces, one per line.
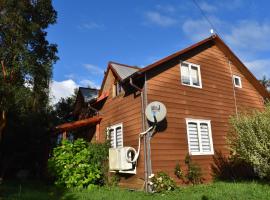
xmin=146 ymin=43 xmax=264 ymax=183
xmin=97 ymin=69 xmax=145 ymax=189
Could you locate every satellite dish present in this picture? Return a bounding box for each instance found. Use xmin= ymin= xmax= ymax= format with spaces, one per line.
xmin=145 ymin=101 xmax=167 ymax=123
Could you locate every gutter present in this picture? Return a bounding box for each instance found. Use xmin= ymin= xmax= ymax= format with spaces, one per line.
xmin=129 ymin=76 xmax=150 ymax=192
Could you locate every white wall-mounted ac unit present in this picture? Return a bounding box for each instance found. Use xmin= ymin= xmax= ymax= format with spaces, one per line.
xmin=109 ymin=147 xmax=136 ymax=174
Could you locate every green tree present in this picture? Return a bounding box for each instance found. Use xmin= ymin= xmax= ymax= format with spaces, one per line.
xmin=0 ymin=0 xmax=58 ymax=140
xmin=259 ymin=75 xmax=270 ymax=91
xmin=0 ymin=0 xmax=58 ymax=179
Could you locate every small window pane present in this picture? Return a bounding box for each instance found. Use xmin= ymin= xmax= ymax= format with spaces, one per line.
xmin=181 ymin=63 xmax=190 ymax=85
xmin=234 ymin=77 xmax=240 ymax=86
xmin=115 ymin=127 xmax=123 ymax=147
xmin=191 ymin=66 xmax=200 ymax=86
xmin=200 ymin=123 xmax=211 ymax=152
xmin=188 ymin=122 xmax=200 ymax=152
xmin=109 ymin=129 xmax=115 ymax=147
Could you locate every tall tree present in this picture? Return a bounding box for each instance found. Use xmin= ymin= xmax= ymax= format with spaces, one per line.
xmin=0 ymin=0 xmax=58 ymax=140
xmin=0 ymin=0 xmax=58 ymax=179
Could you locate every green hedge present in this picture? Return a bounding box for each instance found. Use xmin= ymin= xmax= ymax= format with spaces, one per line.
xmin=228 ymin=104 xmax=270 ymax=180
xmin=48 ymin=139 xmax=109 ymax=188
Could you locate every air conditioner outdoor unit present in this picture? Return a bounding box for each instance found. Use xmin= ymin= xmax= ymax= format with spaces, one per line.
xmin=109 ymin=147 xmax=136 ymax=172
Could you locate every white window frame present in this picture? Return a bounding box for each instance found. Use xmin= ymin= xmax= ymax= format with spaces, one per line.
xmin=107 ymin=123 xmax=123 ymax=148
xmin=185 ymin=118 xmax=214 ymax=155
xmin=180 ymin=61 xmax=202 ymax=88
xmin=233 ymin=75 xmax=242 ymax=88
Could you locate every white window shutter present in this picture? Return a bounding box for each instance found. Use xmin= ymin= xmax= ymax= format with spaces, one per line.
xmin=188 ymin=122 xmax=200 ymax=152
xmin=200 ymin=123 xmax=211 ymax=152
xmin=109 ymin=129 xmax=115 ymax=148
xmin=115 ymin=126 xmax=123 ymax=147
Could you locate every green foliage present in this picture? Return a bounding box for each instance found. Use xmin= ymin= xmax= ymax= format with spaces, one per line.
xmin=228 ymin=105 xmax=270 ymax=180
xmin=48 ymin=139 xmax=109 ymax=188
xmin=175 ymin=155 xmax=203 ymax=185
xmin=0 ymin=0 xmax=58 ymax=179
xmin=174 ymin=163 xmax=184 ymax=179
xmin=151 ymin=171 xmax=177 ymax=193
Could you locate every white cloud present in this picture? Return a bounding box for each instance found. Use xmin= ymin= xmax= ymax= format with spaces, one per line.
xmin=144 ymin=11 xmax=177 ymax=27
xmin=79 ymin=79 xmax=100 ymax=89
xmin=155 ymin=4 xmax=176 ymax=13
xmin=50 ymin=79 xmax=78 ymax=105
xmin=224 ymin=21 xmax=270 ymax=51
xmin=245 ymin=59 xmax=270 ymax=79
xmin=199 ymin=1 xmax=217 ymax=12
xmin=83 ymin=64 xmax=104 ymax=75
xmin=182 ymin=19 xmax=213 ymax=41
xmin=50 ymin=78 xmax=100 ymax=105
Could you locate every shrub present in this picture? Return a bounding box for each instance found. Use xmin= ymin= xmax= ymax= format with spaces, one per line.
xmin=150 ymin=171 xmax=177 ymax=193
xmin=185 ymin=155 xmax=203 ymax=185
xmin=174 ymin=163 xmax=184 ymax=179
xmin=48 ymin=139 xmax=109 ymax=188
xmin=175 ymin=155 xmax=203 ymax=185
xmin=228 ymin=105 xmax=270 ymax=180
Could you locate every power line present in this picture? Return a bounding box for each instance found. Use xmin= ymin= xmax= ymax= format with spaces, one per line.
xmin=191 ymin=0 xmax=221 ymax=36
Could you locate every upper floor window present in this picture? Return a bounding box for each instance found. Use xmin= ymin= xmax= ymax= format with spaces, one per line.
xmin=107 ymin=123 xmax=123 ymax=148
xmin=112 ymin=81 xmax=123 ymax=97
xmin=180 ymin=61 xmax=202 ymax=88
xmin=186 ymin=119 xmax=214 ymax=155
xmin=233 ymin=75 xmax=242 ymax=88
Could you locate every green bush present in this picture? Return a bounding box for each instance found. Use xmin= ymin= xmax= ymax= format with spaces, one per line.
xmin=150 ymin=171 xmax=177 ymax=193
xmin=185 ymin=155 xmax=203 ymax=185
xmin=228 ymin=104 xmax=270 ymax=180
xmin=48 ymin=139 xmax=109 ymax=188
xmin=175 ymin=155 xmax=203 ymax=185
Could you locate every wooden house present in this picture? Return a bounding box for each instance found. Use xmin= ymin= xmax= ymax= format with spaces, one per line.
xmin=58 ymin=34 xmax=270 ymax=190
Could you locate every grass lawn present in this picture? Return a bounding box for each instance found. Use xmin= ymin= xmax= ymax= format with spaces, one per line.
xmin=1 ymin=181 xmax=270 ymax=200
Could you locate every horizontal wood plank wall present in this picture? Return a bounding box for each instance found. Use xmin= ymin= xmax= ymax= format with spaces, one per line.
xmin=146 ymin=43 xmax=265 ymax=184
xmin=98 ymin=69 xmax=145 ymax=189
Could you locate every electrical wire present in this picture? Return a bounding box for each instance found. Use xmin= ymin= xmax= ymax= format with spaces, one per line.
xmin=191 ymin=0 xmax=221 ymax=36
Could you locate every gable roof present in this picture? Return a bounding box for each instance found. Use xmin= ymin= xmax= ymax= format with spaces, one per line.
xmin=79 ymin=87 xmax=99 ymax=102
xmin=127 ymin=34 xmax=269 ymax=99
xmin=110 ymin=62 xmax=139 ymax=80
xmin=99 ymin=34 xmax=270 ymax=99
xmin=99 ymin=61 xmax=140 ymax=95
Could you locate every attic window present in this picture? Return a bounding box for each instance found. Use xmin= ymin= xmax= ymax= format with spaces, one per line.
xmin=112 ymin=81 xmax=123 ymax=97
xmin=233 ymin=75 xmax=242 ymax=88
xmin=180 ymin=61 xmax=202 ymax=88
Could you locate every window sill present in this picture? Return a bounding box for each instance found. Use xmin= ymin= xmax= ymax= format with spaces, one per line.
xmin=189 ymin=151 xmax=214 ymax=156
xmin=181 ymin=83 xmax=202 ymax=89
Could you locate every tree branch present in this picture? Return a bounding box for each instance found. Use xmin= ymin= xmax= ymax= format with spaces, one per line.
xmin=1 ymin=60 xmax=7 ymax=81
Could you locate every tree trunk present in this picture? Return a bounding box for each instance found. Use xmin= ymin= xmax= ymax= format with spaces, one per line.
xmin=0 ymin=110 xmax=6 ymax=142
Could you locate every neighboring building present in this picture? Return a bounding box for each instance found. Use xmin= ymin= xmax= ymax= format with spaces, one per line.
xmin=57 ymin=34 xmax=270 ymax=190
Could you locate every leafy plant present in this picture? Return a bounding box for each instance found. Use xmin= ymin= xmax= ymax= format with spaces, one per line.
xmin=174 ymin=163 xmax=184 ymax=179
xmin=150 ymin=171 xmax=177 ymax=193
xmin=228 ymin=104 xmax=270 ymax=180
xmin=48 ymin=138 xmax=109 ymax=188
xmin=175 ymin=154 xmax=203 ymax=185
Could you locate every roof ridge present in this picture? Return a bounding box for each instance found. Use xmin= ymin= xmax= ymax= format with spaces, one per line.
xmin=109 ymin=61 xmax=140 ymax=69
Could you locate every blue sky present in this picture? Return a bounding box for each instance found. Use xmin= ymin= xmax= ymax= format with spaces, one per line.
xmin=48 ymin=0 xmax=270 ymax=103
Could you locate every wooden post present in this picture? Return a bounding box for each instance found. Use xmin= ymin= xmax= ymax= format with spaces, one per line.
xmin=62 ymin=131 xmax=67 ymax=140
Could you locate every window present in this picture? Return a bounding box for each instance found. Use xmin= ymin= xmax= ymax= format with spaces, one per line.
xmin=186 ymin=119 xmax=214 ymax=155
xmin=107 ymin=123 xmax=123 ymax=148
xmin=112 ymin=81 xmax=123 ymax=97
xmin=233 ymin=75 xmax=242 ymax=88
xmin=180 ymin=61 xmax=202 ymax=88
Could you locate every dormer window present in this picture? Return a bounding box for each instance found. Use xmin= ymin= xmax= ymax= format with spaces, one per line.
xmin=233 ymin=75 xmax=242 ymax=88
xmin=180 ymin=61 xmax=202 ymax=88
